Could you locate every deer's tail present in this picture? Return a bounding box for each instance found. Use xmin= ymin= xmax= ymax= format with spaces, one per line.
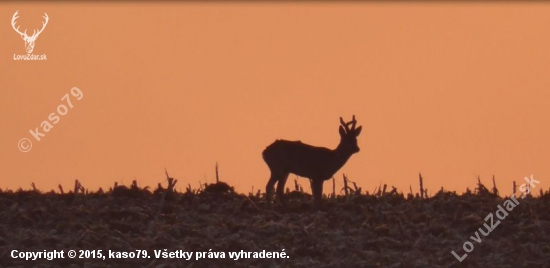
xmin=262 ymin=140 xmax=283 ymax=169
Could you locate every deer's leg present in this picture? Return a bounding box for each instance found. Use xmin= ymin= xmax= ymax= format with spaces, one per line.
xmin=266 ymin=172 xmax=279 ymax=207
xmin=310 ymin=179 xmax=324 ymax=206
xmin=276 ymin=173 xmax=290 ymax=206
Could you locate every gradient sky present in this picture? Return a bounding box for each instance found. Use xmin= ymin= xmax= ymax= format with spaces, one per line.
xmin=1 ymin=3 xmax=549 ymax=196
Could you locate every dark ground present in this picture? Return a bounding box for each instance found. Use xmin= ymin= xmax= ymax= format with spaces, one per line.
xmin=0 ymin=182 xmax=549 ymax=268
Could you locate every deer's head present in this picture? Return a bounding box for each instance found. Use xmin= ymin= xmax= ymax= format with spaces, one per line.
xmin=11 ymin=11 xmax=49 ymax=53
xmin=338 ymin=115 xmax=362 ymax=154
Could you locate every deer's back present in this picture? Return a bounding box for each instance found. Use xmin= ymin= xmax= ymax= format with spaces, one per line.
xmin=263 ymin=140 xmax=336 ymax=179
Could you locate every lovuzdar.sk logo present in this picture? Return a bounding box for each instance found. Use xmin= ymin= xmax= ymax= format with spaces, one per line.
xmin=11 ymin=10 xmax=48 ymax=61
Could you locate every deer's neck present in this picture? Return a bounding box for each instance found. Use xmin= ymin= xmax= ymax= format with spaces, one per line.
xmin=333 ymin=142 xmax=353 ymax=167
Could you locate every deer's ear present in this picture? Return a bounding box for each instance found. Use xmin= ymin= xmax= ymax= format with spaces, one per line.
xmin=339 ymin=126 xmax=346 ymax=137
xmin=354 ymin=126 xmax=362 ymax=137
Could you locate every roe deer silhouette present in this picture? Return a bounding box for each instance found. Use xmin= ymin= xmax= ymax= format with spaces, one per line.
xmin=263 ymin=115 xmax=362 ymax=207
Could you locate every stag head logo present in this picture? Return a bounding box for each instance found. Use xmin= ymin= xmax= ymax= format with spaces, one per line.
xmin=11 ymin=11 xmax=49 ymax=53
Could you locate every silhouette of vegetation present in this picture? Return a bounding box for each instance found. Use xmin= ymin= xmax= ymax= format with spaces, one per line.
xmin=0 ymin=174 xmax=548 ymax=266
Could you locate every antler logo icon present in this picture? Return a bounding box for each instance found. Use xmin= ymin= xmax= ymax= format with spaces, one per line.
xmin=11 ymin=11 xmax=49 ymax=53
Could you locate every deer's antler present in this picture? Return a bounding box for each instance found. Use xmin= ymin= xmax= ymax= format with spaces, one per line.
xmin=340 ymin=115 xmax=358 ymax=133
xmin=35 ymin=13 xmax=49 ymax=37
xmin=11 ymin=11 xmax=26 ymax=36
xmin=11 ymin=11 xmax=49 ymax=38
xmin=340 ymin=116 xmax=346 ymax=128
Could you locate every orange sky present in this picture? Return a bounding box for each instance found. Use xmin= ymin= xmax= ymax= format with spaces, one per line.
xmin=1 ymin=3 xmax=549 ymax=196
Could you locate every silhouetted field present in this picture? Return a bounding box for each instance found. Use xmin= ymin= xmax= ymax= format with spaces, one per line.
xmin=0 ymin=180 xmax=549 ymax=267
